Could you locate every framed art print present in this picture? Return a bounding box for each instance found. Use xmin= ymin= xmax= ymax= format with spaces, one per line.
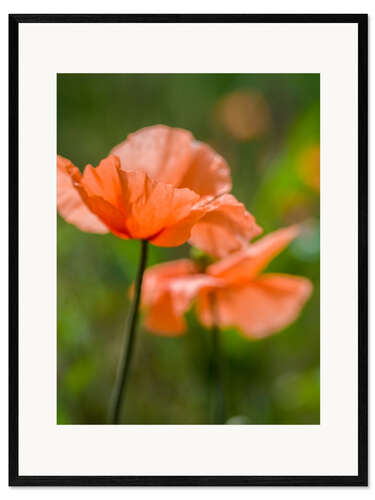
xmin=9 ymin=14 xmax=368 ymax=486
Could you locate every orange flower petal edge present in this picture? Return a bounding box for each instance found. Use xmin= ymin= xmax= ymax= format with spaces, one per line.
xmin=196 ymin=273 xmax=313 ymax=339
xmin=111 ymin=125 xmax=232 ymax=197
xmin=57 ymin=155 xmax=109 ymax=234
xmin=178 ymin=141 xmax=232 ymax=197
xmin=206 ymin=225 xmax=300 ymax=283
xmin=189 ymin=194 xmax=263 ymax=258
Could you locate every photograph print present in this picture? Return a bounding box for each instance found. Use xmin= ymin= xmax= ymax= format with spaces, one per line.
xmin=57 ymin=73 xmax=320 ymax=426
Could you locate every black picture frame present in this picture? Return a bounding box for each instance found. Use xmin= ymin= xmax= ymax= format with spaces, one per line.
xmin=9 ymin=13 xmax=368 ymax=487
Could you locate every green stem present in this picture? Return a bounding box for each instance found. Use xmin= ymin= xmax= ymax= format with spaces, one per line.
xmin=209 ymin=296 xmax=225 ymax=424
xmin=109 ymin=239 xmax=148 ymax=424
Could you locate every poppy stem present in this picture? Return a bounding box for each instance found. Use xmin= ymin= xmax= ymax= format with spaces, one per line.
xmin=109 ymin=239 xmax=149 ymax=424
xmin=209 ymin=297 xmax=225 ymax=424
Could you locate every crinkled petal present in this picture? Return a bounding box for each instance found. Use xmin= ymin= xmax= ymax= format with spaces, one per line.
xmin=77 ymin=194 xmax=130 ymax=239
xmin=70 ymin=155 xmax=129 ymax=237
xmin=178 ymin=141 xmax=232 ymax=196
xmin=197 ymin=273 xmax=313 ymax=338
xmin=80 ymin=155 xmax=124 ymax=209
xmin=57 ymin=155 xmax=109 ymax=234
xmin=111 ymin=125 xmax=194 ymax=186
xmin=148 ymin=201 xmax=207 ymax=247
xmin=118 ymin=170 xmax=200 ymax=241
xmin=207 ymin=225 xmax=299 ymax=283
xmin=189 ymin=194 xmax=262 ymax=258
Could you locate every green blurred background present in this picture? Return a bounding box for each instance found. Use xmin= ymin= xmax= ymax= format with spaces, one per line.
xmin=57 ymin=74 xmax=320 ymax=425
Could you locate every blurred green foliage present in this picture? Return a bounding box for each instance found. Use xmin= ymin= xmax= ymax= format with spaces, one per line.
xmin=57 ymin=74 xmax=320 ymax=424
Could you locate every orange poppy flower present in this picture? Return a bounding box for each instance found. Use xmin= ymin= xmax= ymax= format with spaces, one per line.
xmin=111 ymin=125 xmax=262 ymax=255
xmin=140 ymin=225 xmax=313 ymax=338
xmin=58 ymin=126 xmax=261 ymax=251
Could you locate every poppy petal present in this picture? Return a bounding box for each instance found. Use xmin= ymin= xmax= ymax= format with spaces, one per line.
xmin=77 ymin=194 xmax=130 ymax=239
xmin=178 ymin=141 xmax=232 ymax=196
xmin=189 ymin=194 xmax=262 ymax=258
xmin=197 ymin=273 xmax=312 ymax=338
xmin=57 ymin=155 xmax=109 ymax=234
xmin=111 ymin=125 xmax=194 ymax=187
xmin=148 ymin=202 xmax=206 ymax=247
xmin=142 ymin=267 xmax=222 ymax=335
xmin=118 ymin=170 xmax=200 ymax=241
xmin=207 ymin=225 xmax=299 ymax=283
xmin=141 ymin=259 xmax=198 ymax=306
xmin=145 ymin=291 xmax=188 ymax=335
xmin=80 ymin=154 xmax=124 ymax=209
xmin=70 ymin=155 xmax=129 ymax=237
